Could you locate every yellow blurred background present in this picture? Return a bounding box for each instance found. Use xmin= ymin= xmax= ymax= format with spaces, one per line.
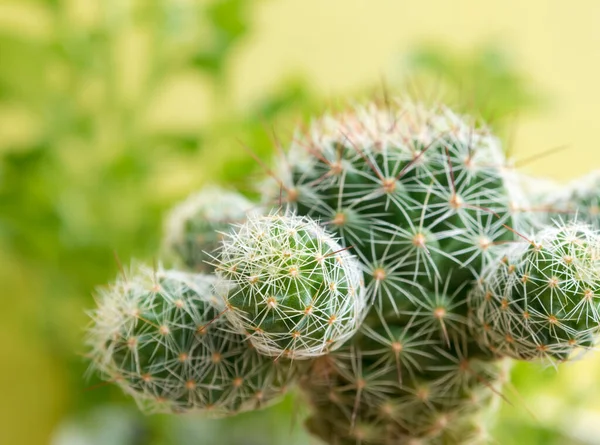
xmin=1 ymin=1 xmax=600 ymax=444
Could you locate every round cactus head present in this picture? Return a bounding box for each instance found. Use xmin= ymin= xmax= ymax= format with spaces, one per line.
xmin=470 ymin=223 xmax=600 ymax=361
xmin=215 ymin=212 xmax=367 ymax=359
xmin=164 ymin=187 xmax=256 ymax=272
xmin=87 ymin=265 xmax=294 ymax=415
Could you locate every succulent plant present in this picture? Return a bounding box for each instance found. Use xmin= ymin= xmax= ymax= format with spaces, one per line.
xmin=214 ymin=212 xmax=367 ymax=359
xmin=87 ymin=99 xmax=600 ymax=445
xmin=470 ymin=222 xmax=600 ymax=361
xmin=538 ymin=170 xmax=600 ymax=229
xmin=87 ymin=264 xmax=295 ymax=416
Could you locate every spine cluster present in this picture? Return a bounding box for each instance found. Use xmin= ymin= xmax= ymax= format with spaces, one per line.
xmin=215 ymin=213 xmax=366 ymax=359
xmin=470 ymin=223 xmax=600 ymax=361
xmin=88 ymin=265 xmax=294 ymax=416
xmin=87 ymin=99 xmax=600 ymax=444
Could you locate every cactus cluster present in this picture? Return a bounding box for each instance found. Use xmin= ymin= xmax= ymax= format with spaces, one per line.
xmin=87 ymin=99 xmax=600 ymax=444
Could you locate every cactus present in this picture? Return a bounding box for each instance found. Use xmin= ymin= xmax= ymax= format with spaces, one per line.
xmin=539 ymin=170 xmax=600 ymax=229
xmin=214 ymin=212 xmax=367 ymax=359
xmin=87 ymin=264 xmax=295 ymax=416
xmin=469 ymin=222 xmax=600 ymax=361
xmin=265 ymin=101 xmax=521 ymax=443
xmin=86 ymin=99 xmax=600 ymax=444
xmin=274 ymin=102 xmax=529 ymax=291
xmin=164 ymin=187 xmax=256 ymax=272
xmin=300 ymin=316 xmax=509 ymax=445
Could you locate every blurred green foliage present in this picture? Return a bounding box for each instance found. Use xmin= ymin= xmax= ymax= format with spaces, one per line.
xmin=2 ymin=1 xmax=597 ymax=445
xmin=0 ymin=1 xmax=316 ymax=443
xmin=51 ymin=396 xmax=312 ymax=445
xmin=404 ymin=43 xmax=540 ymax=123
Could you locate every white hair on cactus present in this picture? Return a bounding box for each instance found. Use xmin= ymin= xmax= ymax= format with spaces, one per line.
xmin=87 ymin=264 xmax=294 ymax=416
xmin=470 ymin=222 xmax=600 ymax=361
xmin=214 ymin=212 xmax=367 ymax=359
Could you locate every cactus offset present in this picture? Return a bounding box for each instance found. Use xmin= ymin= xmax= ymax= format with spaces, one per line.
xmin=87 ymin=264 xmax=294 ymax=415
xmin=164 ymin=187 xmax=256 ymax=272
xmin=470 ymin=222 xmax=600 ymax=361
xmin=214 ymin=212 xmax=367 ymax=359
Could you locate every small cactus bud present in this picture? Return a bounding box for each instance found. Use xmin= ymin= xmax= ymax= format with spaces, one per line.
xmin=470 ymin=222 xmax=600 ymax=361
xmin=543 ymin=170 xmax=600 ymax=230
xmin=164 ymin=187 xmax=256 ymax=272
xmin=215 ymin=212 xmax=367 ymax=359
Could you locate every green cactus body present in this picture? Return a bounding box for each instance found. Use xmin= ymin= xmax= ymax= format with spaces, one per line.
xmin=275 ymin=102 xmax=525 ymax=302
xmin=215 ymin=213 xmax=367 ymax=359
xmin=164 ymin=187 xmax=256 ymax=272
xmin=87 ymin=98 xmax=600 ymax=445
xmin=470 ymin=223 xmax=600 ymax=361
xmin=262 ymin=101 xmax=524 ymax=443
xmin=87 ymin=265 xmax=294 ymax=415
xmin=300 ymin=315 xmax=508 ymax=445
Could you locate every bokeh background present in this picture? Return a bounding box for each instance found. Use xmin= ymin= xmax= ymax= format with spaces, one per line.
xmin=2 ymin=1 xmax=600 ymax=444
